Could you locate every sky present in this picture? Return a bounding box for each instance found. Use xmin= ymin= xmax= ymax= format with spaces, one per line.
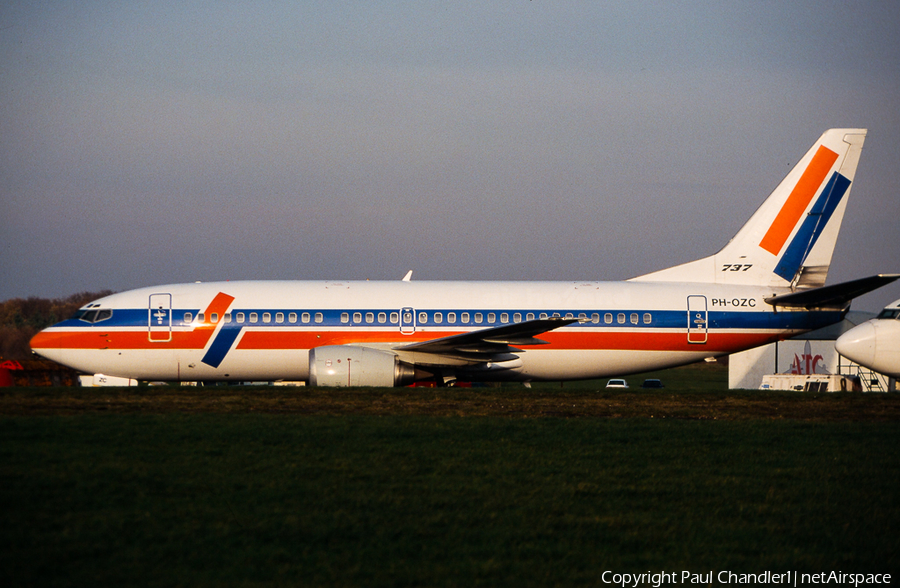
xmin=2 ymin=2 xmax=899 ymax=312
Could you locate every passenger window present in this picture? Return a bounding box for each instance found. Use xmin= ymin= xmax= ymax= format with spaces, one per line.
xmin=263 ymin=312 xmax=272 ymax=323
xmin=447 ymin=312 xmax=456 ymax=323
xmin=630 ymin=313 xmax=639 ymax=325
xmin=378 ymin=312 xmax=387 ymax=323
xmin=224 ymin=313 xmax=232 ymax=324
xmin=299 ymin=312 xmax=308 ymax=323
xmin=486 ymin=312 xmax=495 ymax=324
xmin=433 ymin=312 xmax=442 ymax=324
xmin=419 ymin=312 xmax=428 ymax=324
xmin=352 ymin=312 xmax=361 ymax=323
xmin=314 ymin=312 xmax=323 ymax=324
xmin=236 ymin=312 xmax=245 ymax=324
xmin=604 ymin=313 xmax=613 ymax=324
xmin=184 ymin=312 xmax=193 ymax=323
xmin=643 ymin=313 xmax=652 ymax=324
xmin=474 ymin=312 xmax=483 ymax=324
xmin=250 ymin=312 xmax=258 ymax=323
xmin=527 ymin=313 xmax=535 ymax=321
xmin=341 ymin=313 xmax=349 ymax=323
xmin=591 ymin=313 xmax=599 ymax=324
xmin=578 ymin=313 xmax=587 ymax=320
xmin=198 ymin=313 xmax=205 ymax=323
xmin=617 ymin=313 xmax=625 ymax=324
xmin=513 ymin=313 xmax=522 ymax=323
xmin=539 ymin=313 xmax=548 ymax=320
xmin=461 ymin=312 xmax=470 ymax=323
xmin=565 ymin=313 xmax=574 ymax=319
xmin=273 ymin=312 xmax=282 ymax=323
xmin=211 ymin=313 xmax=219 ymax=324
xmin=390 ymin=312 xmax=399 ymax=324
xmin=500 ymin=313 xmax=509 ymax=324
xmin=366 ymin=312 xmax=374 ymax=323
xmin=289 ymin=312 xmax=297 ymax=323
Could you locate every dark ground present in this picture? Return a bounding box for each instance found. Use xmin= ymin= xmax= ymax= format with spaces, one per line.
xmin=3 ymin=383 xmax=898 ymax=421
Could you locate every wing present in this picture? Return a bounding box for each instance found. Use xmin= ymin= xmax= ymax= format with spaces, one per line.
xmin=392 ymin=317 xmax=578 ymax=364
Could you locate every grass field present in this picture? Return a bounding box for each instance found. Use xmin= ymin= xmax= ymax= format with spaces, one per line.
xmin=2 ymin=365 xmax=899 ymax=586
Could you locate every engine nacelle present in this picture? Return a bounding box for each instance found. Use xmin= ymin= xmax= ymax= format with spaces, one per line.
xmin=308 ymin=345 xmax=416 ymax=387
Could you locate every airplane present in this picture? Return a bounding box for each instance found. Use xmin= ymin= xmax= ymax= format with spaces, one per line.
xmin=836 ymin=299 xmax=900 ymax=378
xmin=30 ymin=128 xmax=900 ymax=387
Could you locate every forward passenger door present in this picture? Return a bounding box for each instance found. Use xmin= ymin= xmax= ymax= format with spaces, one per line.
xmin=148 ymin=293 xmax=172 ymax=342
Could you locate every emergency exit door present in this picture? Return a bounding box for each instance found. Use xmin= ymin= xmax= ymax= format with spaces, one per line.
xmin=400 ymin=307 xmax=416 ymax=335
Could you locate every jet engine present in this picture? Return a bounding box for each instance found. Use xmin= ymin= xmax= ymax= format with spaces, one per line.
xmin=308 ymin=345 xmax=416 ymax=387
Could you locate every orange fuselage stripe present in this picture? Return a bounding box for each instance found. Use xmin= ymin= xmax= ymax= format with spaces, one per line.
xmin=758 ymin=145 xmax=838 ymax=256
xmin=31 ymin=328 xmax=782 ymax=356
xmin=237 ymin=330 xmax=779 ymax=354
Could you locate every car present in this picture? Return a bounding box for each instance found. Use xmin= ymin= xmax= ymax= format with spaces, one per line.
xmin=605 ymin=379 xmax=629 ymax=388
xmin=640 ymin=379 xmax=664 ymax=389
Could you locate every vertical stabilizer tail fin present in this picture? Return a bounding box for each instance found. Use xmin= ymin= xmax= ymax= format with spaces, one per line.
xmin=630 ymin=128 xmax=867 ymax=287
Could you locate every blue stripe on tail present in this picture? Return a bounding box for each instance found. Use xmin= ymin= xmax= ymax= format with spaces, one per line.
xmin=773 ymin=172 xmax=851 ymax=282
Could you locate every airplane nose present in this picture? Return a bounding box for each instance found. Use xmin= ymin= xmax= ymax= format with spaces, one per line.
xmin=835 ymin=322 xmax=877 ymax=366
xmin=30 ymin=329 xmax=64 ymax=361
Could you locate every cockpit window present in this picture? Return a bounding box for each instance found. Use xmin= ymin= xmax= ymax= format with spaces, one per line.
xmin=73 ymin=308 xmax=113 ymax=323
xmin=876 ymin=309 xmax=900 ymax=320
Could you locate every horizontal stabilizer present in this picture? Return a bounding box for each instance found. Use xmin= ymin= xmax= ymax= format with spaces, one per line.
xmin=765 ymin=274 xmax=900 ymax=310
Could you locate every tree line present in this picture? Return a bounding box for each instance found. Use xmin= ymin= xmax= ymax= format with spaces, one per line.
xmin=0 ymin=291 xmax=113 ymax=360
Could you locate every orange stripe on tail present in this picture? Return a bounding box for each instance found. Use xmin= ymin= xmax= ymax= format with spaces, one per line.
xmin=759 ymin=145 xmax=838 ymax=256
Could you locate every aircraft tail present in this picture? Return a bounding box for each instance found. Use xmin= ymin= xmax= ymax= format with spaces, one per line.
xmin=631 ymin=128 xmax=867 ymax=288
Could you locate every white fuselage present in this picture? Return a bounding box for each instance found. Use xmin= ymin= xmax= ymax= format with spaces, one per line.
xmin=31 ymin=280 xmax=842 ymax=383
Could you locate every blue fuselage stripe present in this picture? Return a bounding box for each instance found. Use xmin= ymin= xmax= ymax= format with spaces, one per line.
xmin=57 ymin=308 xmax=843 ymax=332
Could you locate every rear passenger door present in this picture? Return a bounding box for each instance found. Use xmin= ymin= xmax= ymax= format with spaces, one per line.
xmin=687 ymin=295 xmax=708 ymax=344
